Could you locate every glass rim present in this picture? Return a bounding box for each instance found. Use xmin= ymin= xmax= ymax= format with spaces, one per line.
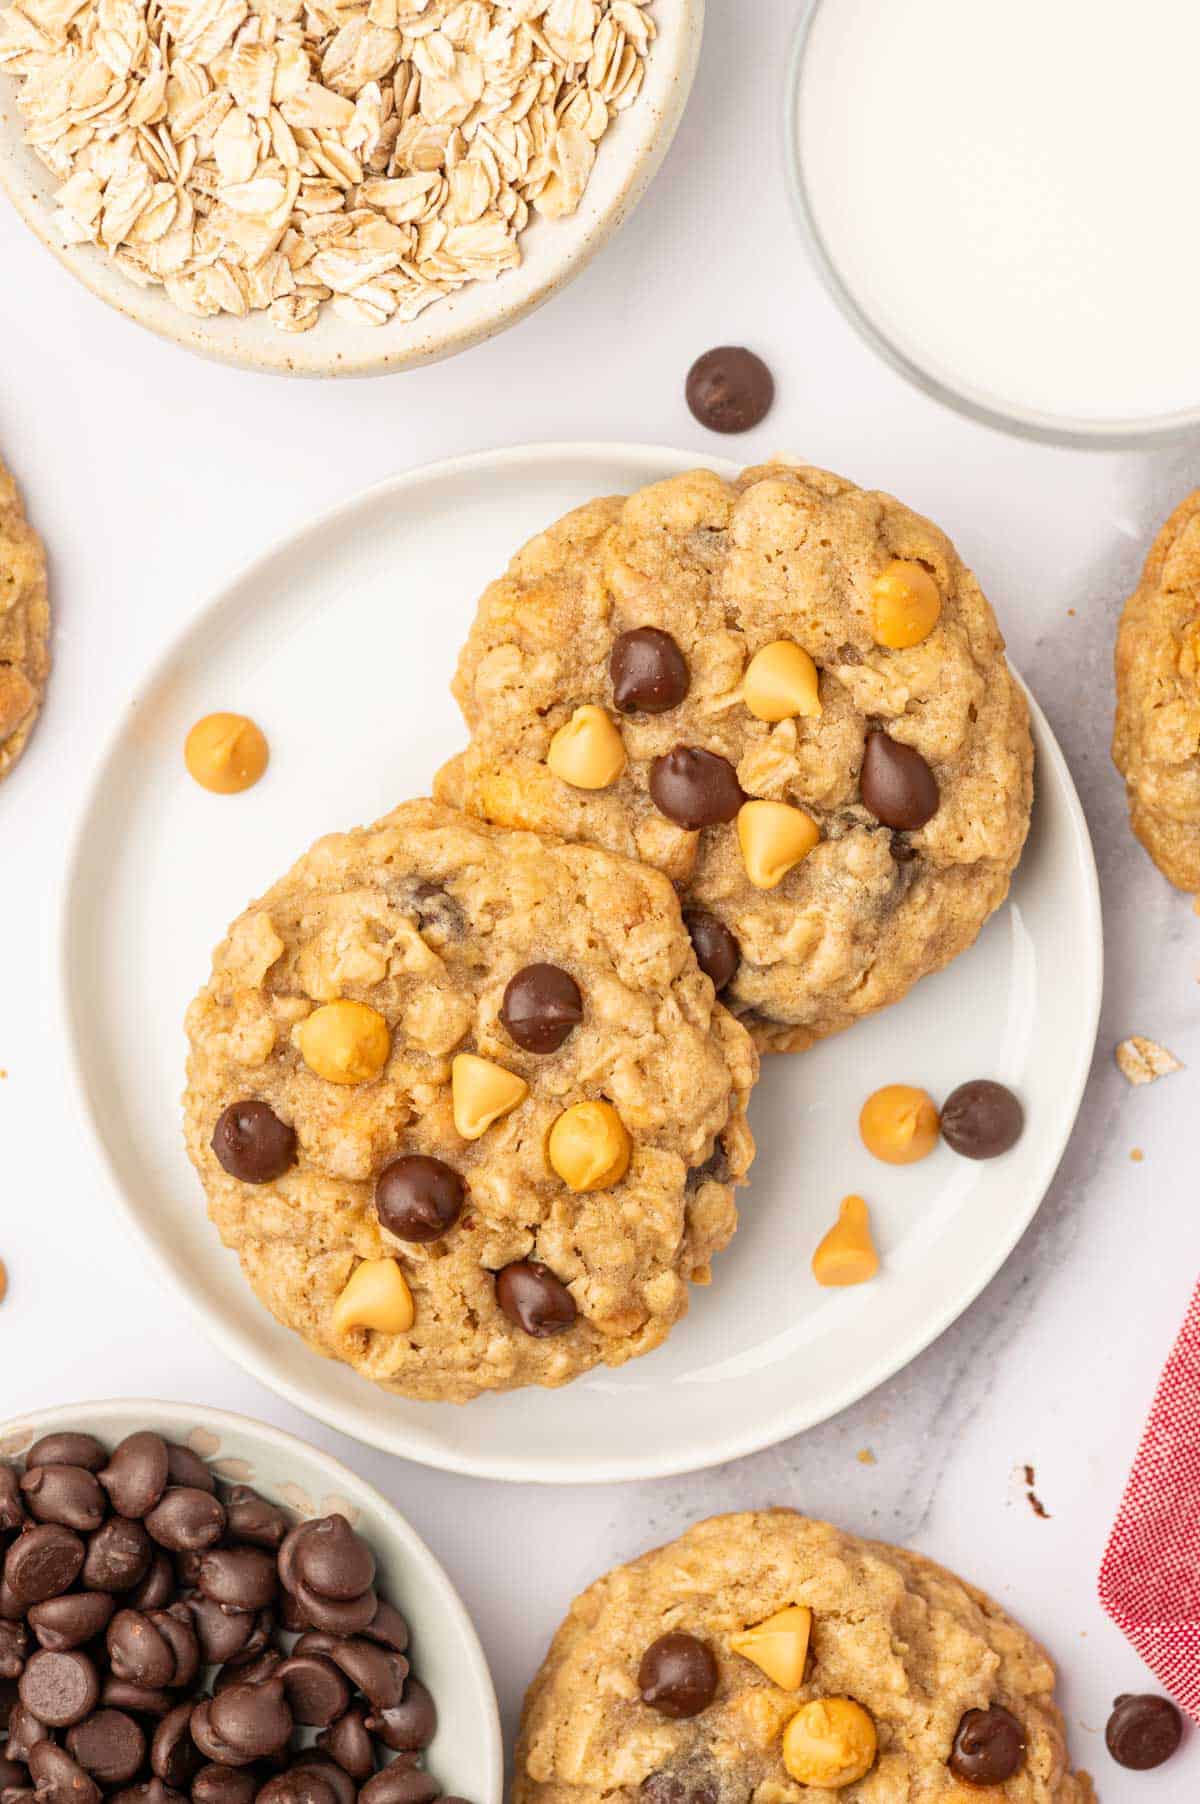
xmin=783 ymin=0 xmax=1200 ymax=453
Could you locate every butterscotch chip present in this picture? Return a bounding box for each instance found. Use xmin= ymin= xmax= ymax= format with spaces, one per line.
xmin=1114 ymin=490 xmax=1200 ymax=888
xmin=514 ymin=1512 xmax=1096 ymax=1804
xmin=185 ymin=713 xmax=268 ymax=795
xmin=0 ymin=456 xmax=49 ymax=782
xmin=183 ymin=800 xmax=757 ymax=1402
xmin=811 ymin=1196 xmax=878 ymax=1287
xmin=1115 ymin=1036 xmax=1183 ymax=1086
xmin=437 ymin=465 xmax=1032 ymax=1052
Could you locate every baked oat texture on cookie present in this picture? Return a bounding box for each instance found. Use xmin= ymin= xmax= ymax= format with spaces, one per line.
xmin=183 ymin=799 xmax=756 ymax=1403
xmin=436 ymin=464 xmax=1033 ymax=1052
xmin=516 ymin=1511 xmax=1096 ymax=1804
xmin=1113 ymin=487 xmax=1200 ymax=890
xmin=0 ymin=457 xmax=49 ymax=780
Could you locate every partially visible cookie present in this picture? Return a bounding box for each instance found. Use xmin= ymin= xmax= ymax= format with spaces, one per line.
xmin=1113 ymin=488 xmax=1200 ymax=890
xmin=0 ymin=457 xmax=49 ymax=780
xmin=436 ymin=464 xmax=1033 ymax=1053
xmin=183 ymin=799 xmax=757 ymax=1402
xmin=516 ymin=1510 xmax=1096 ymax=1804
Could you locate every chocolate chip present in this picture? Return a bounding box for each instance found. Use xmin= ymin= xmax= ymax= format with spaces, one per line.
xmin=111 ymin=1781 xmax=188 ymax=1804
xmin=495 ymin=1262 xmax=577 ymax=1337
xmin=637 ymin=1634 xmax=718 ymax=1719
xmin=287 ymin=1584 xmax=376 ymax=1639
xmin=948 ymin=1706 xmax=1026 ymax=1785
xmin=256 ymin=1775 xmax=340 ymax=1804
xmin=128 ymin=1556 xmax=176 ymax=1614
xmin=366 ymin=1678 xmax=435 ymax=1754
xmin=28 ymin=1593 xmax=114 ymax=1653
xmin=187 ymin=1701 xmax=255 ymax=1770
xmin=100 ymin=1681 xmax=172 ymax=1719
xmin=222 ymin=1489 xmax=289 ymax=1553
xmin=500 ymin=965 xmax=584 ymax=1055
xmin=276 ymin=1656 xmax=350 ymax=1728
xmin=405 ymin=880 xmax=466 ymax=946
xmin=5 ymin=1529 xmax=86 ymax=1607
xmin=327 ymin=1642 xmax=406 ymax=1712
xmin=163 ymin=1447 xmax=215 ymax=1496
xmin=191 ymin=1767 xmax=258 ymax=1804
xmin=211 ymin=1102 xmax=297 ymax=1186
xmin=292 ymin=1756 xmax=356 ymax=1804
xmin=20 ymin=1468 xmax=106 ymax=1535
xmin=0 ymin=1755 xmax=27 ymax=1796
xmin=145 ymin=1491 xmax=226 ymax=1554
xmin=68 ymin=1710 xmax=147 ymax=1787
xmin=18 ymin=1650 xmax=100 ymax=1727
xmin=685 ymin=1144 xmax=730 ymax=1192
xmin=859 ymin=731 xmax=939 ymax=830
xmin=282 ymin=1516 xmax=374 ymax=1605
xmin=360 ymin=1601 xmax=408 ymax=1656
xmin=207 ymin=1678 xmax=292 ymax=1759
xmin=149 ymin=1609 xmax=199 ymax=1690
xmin=6 ymin=1702 xmax=50 ymax=1762
xmin=648 ymin=747 xmax=743 ymax=830
xmin=682 ymin=912 xmax=739 ymax=993
xmin=0 ymin=1468 xmax=26 ymax=1533
xmin=610 ymin=628 xmax=690 ymax=715
xmin=1105 ymin=1694 xmax=1183 ymax=1770
xmin=197 ymin=1548 xmax=277 ymax=1614
xmin=214 ymin=1651 xmax=280 ymax=1695
xmin=26 ymin=1438 xmax=106 ymax=1476
xmin=185 ymin=1597 xmax=257 ymax=1666
xmin=0 ymin=1622 xmax=27 ymax=1680
xmin=107 ymin=1611 xmax=176 ymax=1688
xmin=28 ymin=1742 xmax=101 ymax=1804
xmin=317 ymin=1708 xmax=375 ymax=1778
xmin=375 ymin=1151 xmax=464 ymax=1249
xmin=83 ymin=1519 xmax=152 ymax=1594
xmin=939 ymin=1080 xmax=1023 ymax=1159
xmin=359 ymin=1766 xmax=439 ymax=1804
xmin=151 ymin=1703 xmax=203 ymax=1789
xmin=685 ymin=347 xmax=774 ymax=434
xmin=99 ymin=1436 xmax=169 ymax=1523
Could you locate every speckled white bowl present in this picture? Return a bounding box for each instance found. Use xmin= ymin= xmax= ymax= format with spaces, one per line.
xmin=0 ymin=5 xmax=702 ymax=378
xmin=0 ymin=1398 xmax=503 ymax=1804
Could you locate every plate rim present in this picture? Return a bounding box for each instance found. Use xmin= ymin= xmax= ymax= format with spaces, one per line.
xmin=59 ymin=439 xmax=1105 ymax=1483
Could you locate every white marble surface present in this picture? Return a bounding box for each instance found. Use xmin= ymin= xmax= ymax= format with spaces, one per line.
xmin=1 ymin=0 xmax=1197 ymax=1795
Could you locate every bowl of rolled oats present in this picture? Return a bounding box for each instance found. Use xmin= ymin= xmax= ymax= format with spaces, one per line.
xmin=0 ymin=0 xmax=699 ymax=375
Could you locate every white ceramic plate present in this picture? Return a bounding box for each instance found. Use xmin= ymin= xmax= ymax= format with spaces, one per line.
xmin=0 ymin=8 xmax=701 ymax=378
xmin=0 ymin=1398 xmax=503 ymax=1804
xmin=62 ymin=442 xmax=1103 ymax=1483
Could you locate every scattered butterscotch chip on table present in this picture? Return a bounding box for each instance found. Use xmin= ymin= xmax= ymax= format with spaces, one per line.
xmin=0 ymin=455 xmax=49 ymax=782
xmin=1115 ymin=1036 xmax=1183 ymax=1085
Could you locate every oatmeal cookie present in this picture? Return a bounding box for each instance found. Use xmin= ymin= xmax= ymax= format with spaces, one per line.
xmin=1113 ymin=487 xmax=1200 ymax=890
xmin=516 ymin=1511 xmax=1095 ymax=1804
xmin=436 ymin=465 xmax=1033 ymax=1053
xmin=0 ymin=456 xmax=49 ymax=780
xmin=183 ymin=799 xmax=756 ymax=1403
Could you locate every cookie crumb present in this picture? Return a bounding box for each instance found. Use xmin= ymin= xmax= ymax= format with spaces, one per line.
xmin=1067 ymin=607 xmax=1076 ymax=616
xmin=856 ymin=1448 xmax=876 ymax=1466
xmin=1023 ymin=1463 xmax=1050 ymax=1519
xmin=0 ymin=1261 xmax=8 ymax=1305
xmin=1115 ymin=1036 xmax=1183 ymax=1085
xmin=1130 ymin=1147 xmax=1144 ymax=1162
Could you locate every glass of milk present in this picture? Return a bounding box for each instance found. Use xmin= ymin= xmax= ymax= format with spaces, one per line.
xmin=787 ymin=0 xmax=1200 ymax=446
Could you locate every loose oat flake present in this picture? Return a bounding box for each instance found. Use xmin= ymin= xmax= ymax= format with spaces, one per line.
xmin=1115 ymin=1035 xmax=1183 ymax=1086
xmin=0 ymin=0 xmax=654 ymax=332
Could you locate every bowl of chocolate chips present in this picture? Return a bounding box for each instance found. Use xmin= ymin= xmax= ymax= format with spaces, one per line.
xmin=0 ymin=1403 xmax=501 ymax=1804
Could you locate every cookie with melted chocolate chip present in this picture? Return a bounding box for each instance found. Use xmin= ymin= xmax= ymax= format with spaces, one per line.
xmin=437 ymin=465 xmax=1032 ymax=1051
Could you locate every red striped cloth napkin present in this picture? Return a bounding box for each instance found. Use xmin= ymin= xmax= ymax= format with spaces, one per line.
xmin=1099 ymin=1280 xmax=1200 ymax=1720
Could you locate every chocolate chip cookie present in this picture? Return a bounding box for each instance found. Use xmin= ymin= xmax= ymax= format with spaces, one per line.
xmin=435 ymin=465 xmax=1033 ymax=1052
xmin=183 ymin=800 xmax=757 ymax=1403
xmin=0 ymin=456 xmax=49 ymax=781
xmin=1113 ymin=487 xmax=1200 ymax=890
xmin=516 ymin=1511 xmax=1095 ymax=1804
